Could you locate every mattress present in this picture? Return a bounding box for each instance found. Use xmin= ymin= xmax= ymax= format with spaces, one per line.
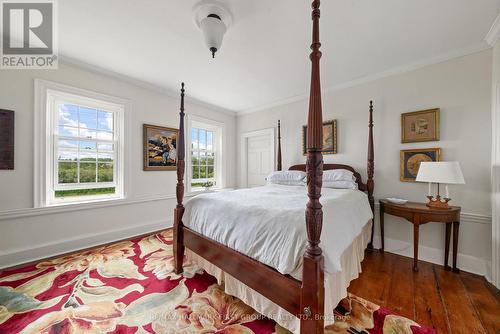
xmin=183 ymin=184 xmax=373 ymax=276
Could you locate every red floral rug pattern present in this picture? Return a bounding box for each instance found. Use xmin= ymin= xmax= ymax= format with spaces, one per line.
xmin=0 ymin=230 xmax=436 ymax=333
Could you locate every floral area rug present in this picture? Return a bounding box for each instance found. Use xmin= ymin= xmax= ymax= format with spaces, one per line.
xmin=0 ymin=230 xmax=436 ymax=333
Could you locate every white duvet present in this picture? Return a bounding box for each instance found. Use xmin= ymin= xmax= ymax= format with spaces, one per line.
xmin=183 ymin=184 xmax=373 ymax=276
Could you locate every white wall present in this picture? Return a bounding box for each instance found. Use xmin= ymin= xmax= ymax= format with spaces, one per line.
xmin=237 ymin=50 xmax=493 ymax=277
xmin=0 ymin=62 xmax=236 ymax=268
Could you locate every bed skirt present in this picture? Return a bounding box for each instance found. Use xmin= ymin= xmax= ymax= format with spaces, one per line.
xmin=186 ymin=221 xmax=372 ymax=333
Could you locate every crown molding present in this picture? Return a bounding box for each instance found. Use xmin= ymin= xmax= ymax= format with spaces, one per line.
xmin=485 ymin=13 xmax=500 ymax=46
xmin=59 ymin=55 xmax=236 ymax=117
xmin=237 ymin=42 xmax=491 ymax=115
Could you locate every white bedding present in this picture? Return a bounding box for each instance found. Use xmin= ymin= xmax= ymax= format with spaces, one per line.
xmin=183 ymin=184 xmax=373 ymax=276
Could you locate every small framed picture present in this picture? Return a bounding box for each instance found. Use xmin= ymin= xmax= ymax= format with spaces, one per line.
xmin=0 ymin=109 xmax=14 ymax=170
xmin=143 ymin=124 xmax=179 ymax=171
xmin=401 ymin=108 xmax=440 ymax=143
xmin=400 ymin=148 xmax=441 ymax=182
xmin=302 ymin=120 xmax=337 ymax=155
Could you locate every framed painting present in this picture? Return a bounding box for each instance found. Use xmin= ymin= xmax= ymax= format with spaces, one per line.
xmin=302 ymin=119 xmax=337 ymax=155
xmin=143 ymin=124 xmax=179 ymax=171
xmin=400 ymin=148 xmax=441 ymax=182
xmin=401 ymin=108 xmax=440 ymax=143
xmin=0 ymin=109 xmax=14 ymax=170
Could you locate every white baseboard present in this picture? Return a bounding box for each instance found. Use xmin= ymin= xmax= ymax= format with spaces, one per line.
xmin=0 ymin=219 xmax=172 ymax=269
xmin=372 ymin=236 xmax=491 ymax=278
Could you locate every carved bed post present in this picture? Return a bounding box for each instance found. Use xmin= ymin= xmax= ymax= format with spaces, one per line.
xmin=277 ymin=120 xmax=282 ymax=171
xmin=174 ymin=82 xmax=186 ymax=274
xmin=300 ymin=1 xmax=325 ymax=333
xmin=367 ymin=101 xmax=375 ymax=250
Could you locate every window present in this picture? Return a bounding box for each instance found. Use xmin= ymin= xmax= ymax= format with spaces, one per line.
xmin=191 ymin=127 xmax=216 ymax=188
xmin=55 ymin=104 xmax=116 ymax=197
xmin=35 ymin=80 xmax=126 ymax=206
xmin=187 ymin=117 xmax=223 ymax=192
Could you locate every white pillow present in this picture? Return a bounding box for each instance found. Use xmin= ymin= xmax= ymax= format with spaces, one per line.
xmin=266 ymin=171 xmax=306 ymax=186
xmin=323 ymin=169 xmax=356 ymax=182
xmin=323 ymin=180 xmax=358 ymax=190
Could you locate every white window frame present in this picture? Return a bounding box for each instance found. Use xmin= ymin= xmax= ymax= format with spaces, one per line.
xmin=186 ymin=115 xmax=224 ymax=193
xmin=34 ymin=79 xmax=129 ymax=207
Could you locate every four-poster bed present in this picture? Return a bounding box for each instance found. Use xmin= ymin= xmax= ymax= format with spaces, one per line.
xmin=173 ymin=1 xmax=375 ymax=333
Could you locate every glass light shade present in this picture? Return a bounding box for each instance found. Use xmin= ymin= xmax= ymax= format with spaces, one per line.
xmin=200 ymin=16 xmax=226 ymax=53
xmin=416 ymin=162 xmax=465 ymax=184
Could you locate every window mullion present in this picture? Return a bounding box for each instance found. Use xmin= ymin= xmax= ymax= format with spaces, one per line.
xmin=77 ymin=149 xmax=81 ymax=184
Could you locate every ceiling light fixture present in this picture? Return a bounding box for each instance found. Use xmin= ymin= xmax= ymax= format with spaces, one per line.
xmin=193 ymin=1 xmax=232 ymax=59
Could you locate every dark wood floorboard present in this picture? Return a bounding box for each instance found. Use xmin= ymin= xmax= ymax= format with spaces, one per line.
xmin=348 ymin=251 xmax=500 ymax=334
xmin=435 ymin=264 xmax=486 ymax=333
xmin=386 ymin=255 xmax=415 ymax=319
xmin=413 ymin=261 xmax=450 ymax=333
xmin=349 ymin=250 xmax=393 ymax=306
xmin=460 ymin=272 xmax=500 ymax=334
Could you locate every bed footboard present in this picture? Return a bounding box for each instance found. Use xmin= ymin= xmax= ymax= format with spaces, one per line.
xmin=184 ymin=227 xmax=302 ymax=314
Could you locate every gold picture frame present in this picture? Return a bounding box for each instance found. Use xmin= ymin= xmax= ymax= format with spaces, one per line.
xmin=400 ymin=148 xmax=441 ymax=182
xmin=143 ymin=124 xmax=179 ymax=171
xmin=302 ymin=120 xmax=337 ymax=155
xmin=401 ymin=108 xmax=440 ymax=143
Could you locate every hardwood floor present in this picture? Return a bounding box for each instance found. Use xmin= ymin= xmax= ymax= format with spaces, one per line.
xmin=348 ymin=251 xmax=500 ymax=334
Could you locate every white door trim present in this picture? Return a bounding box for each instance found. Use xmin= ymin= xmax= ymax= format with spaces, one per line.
xmin=491 ymin=82 xmax=500 ymax=288
xmin=240 ymin=128 xmax=275 ymax=188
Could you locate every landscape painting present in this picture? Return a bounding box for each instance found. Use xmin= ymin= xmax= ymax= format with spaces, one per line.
xmin=302 ymin=120 xmax=337 ymax=155
xmin=401 ymin=108 xmax=440 ymax=143
xmin=143 ymin=124 xmax=178 ymax=171
xmin=400 ymin=148 xmax=441 ymax=182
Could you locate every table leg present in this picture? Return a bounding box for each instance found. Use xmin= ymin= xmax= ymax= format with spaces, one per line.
xmin=413 ymin=223 xmax=419 ymax=272
xmin=453 ymin=221 xmax=460 ymax=273
xmin=444 ymin=222 xmax=451 ymax=270
xmin=380 ymin=209 xmax=385 ymax=252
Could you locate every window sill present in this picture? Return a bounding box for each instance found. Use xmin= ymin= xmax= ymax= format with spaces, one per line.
xmin=47 ymin=194 xmax=124 ymax=208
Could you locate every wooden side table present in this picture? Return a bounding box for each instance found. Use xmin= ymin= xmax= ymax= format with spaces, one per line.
xmin=379 ymin=200 xmax=461 ymax=272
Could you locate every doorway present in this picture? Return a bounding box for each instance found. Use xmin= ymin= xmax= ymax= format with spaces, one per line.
xmin=240 ymin=128 xmax=275 ymax=188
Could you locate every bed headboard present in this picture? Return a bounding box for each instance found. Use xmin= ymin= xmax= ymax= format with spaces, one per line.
xmin=288 ymin=164 xmax=369 ymax=192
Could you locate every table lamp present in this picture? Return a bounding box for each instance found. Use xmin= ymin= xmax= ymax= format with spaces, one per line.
xmin=416 ymin=162 xmax=465 ymax=209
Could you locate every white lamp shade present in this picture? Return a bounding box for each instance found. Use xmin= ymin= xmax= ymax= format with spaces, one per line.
xmin=416 ymin=161 xmax=465 ymax=184
xmin=200 ymin=16 xmax=226 ymax=51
